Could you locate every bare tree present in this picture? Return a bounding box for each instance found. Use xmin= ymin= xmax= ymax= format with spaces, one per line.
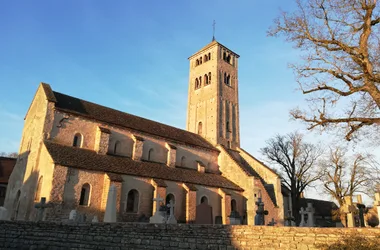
xmin=269 ymin=0 xmax=380 ymax=141
xmin=260 ymin=132 xmax=323 ymax=222
xmin=320 ymin=147 xmax=378 ymax=226
xmin=0 ymin=152 xmax=18 ymax=158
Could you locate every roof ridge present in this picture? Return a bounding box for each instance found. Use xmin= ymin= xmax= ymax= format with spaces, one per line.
xmin=52 ymin=90 xmax=218 ymax=152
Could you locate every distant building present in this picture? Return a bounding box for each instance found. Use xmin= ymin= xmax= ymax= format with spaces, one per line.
xmin=0 ymin=157 xmax=17 ymax=206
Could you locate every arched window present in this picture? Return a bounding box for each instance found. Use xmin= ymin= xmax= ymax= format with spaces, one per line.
xmin=73 ymin=133 xmax=83 ymax=148
xmin=200 ymin=57 xmax=202 ymax=64
xmin=200 ymin=196 xmax=208 ymax=205
xmin=114 ymin=141 xmax=120 ymax=155
xmin=181 ymin=156 xmax=186 ymax=167
xmin=199 ymin=76 xmax=202 ymax=85
xmin=231 ymin=199 xmax=237 ymax=212
xmin=34 ymin=176 xmax=43 ymax=202
xmin=223 ymin=52 xmax=226 ymax=60
xmin=79 ymin=183 xmax=91 ymax=206
xmin=227 ymin=74 xmax=231 ymax=86
xmin=204 ymin=54 xmax=208 ymax=62
xmin=208 ymin=53 xmax=211 ymax=60
xmin=198 ymin=122 xmax=203 ymax=135
xmin=126 ymin=189 xmax=139 ymax=213
xmin=196 ymin=59 xmax=199 ymax=66
xmin=209 ymin=72 xmax=211 ymax=83
xmin=166 ymin=193 xmax=175 ymax=205
xmin=204 ymin=74 xmax=209 ymax=85
xmin=148 ymin=148 xmax=154 ymax=161
xmin=224 ymin=72 xmax=227 ymax=84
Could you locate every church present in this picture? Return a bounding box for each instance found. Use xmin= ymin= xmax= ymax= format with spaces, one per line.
xmin=3 ymin=40 xmax=284 ymax=225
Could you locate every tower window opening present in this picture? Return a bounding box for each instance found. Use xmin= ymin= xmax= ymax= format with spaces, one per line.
xmin=204 ymin=54 xmax=208 ymax=62
xmin=226 ymin=121 xmax=230 ymax=132
xmin=223 ymin=51 xmax=226 ymax=60
xmin=209 ymin=72 xmax=211 ymax=83
xmin=199 ymin=76 xmax=202 ymax=85
xmin=198 ymin=122 xmax=203 ymax=135
xmin=196 ymin=59 xmax=199 ymax=66
xmin=73 ymin=133 xmax=83 ymax=148
xmin=195 ymin=78 xmax=201 ymax=89
xmin=208 ymin=53 xmax=211 ymax=60
xmin=200 ymin=57 xmax=202 ymax=64
xmin=204 ymin=74 xmax=209 ymax=85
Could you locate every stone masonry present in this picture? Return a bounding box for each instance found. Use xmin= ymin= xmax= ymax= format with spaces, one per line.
xmin=0 ymin=221 xmax=380 ymax=250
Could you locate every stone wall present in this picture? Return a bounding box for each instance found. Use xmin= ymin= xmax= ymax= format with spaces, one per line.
xmin=1 ymin=221 xmax=379 ymax=250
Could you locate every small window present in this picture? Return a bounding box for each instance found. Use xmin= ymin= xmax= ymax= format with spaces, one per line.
xmin=199 ymin=76 xmax=202 ymax=85
xmin=79 ymin=183 xmax=91 ymax=206
xmin=200 ymin=196 xmax=208 ymax=205
xmin=34 ymin=176 xmax=43 ymax=202
xmin=73 ymin=133 xmax=83 ymax=148
xmin=208 ymin=53 xmax=211 ymax=60
xmin=198 ymin=122 xmax=203 ymax=135
xmin=223 ymin=52 xmax=226 ymax=60
xmin=200 ymin=57 xmax=202 ymax=64
xmin=196 ymin=59 xmax=199 ymax=66
xmin=231 ymin=199 xmax=237 ymax=212
xmin=226 ymin=121 xmax=230 ymax=132
xmin=204 ymin=54 xmax=208 ymax=62
xmin=181 ymin=156 xmax=186 ymax=167
xmin=126 ymin=189 xmax=139 ymax=213
xmin=148 ymin=148 xmax=154 ymax=161
xmin=195 ymin=78 xmax=200 ymax=89
xmin=204 ymin=74 xmax=209 ymax=85
xmin=114 ymin=141 xmax=120 ymax=155
xmin=209 ymin=72 xmax=211 ymax=83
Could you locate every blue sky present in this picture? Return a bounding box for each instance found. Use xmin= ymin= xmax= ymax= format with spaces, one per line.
xmin=1 ymin=1 xmax=376 ymax=201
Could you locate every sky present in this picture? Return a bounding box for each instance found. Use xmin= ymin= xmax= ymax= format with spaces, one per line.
xmin=0 ymin=1 xmax=377 ymax=203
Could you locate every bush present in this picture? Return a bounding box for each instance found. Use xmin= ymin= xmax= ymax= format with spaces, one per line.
xmin=319 ymin=234 xmax=380 ymax=250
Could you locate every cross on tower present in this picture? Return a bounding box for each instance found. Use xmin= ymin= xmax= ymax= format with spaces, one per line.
xmin=212 ymin=20 xmax=216 ymax=41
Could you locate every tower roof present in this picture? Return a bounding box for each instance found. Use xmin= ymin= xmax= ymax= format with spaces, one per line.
xmin=188 ymin=40 xmax=240 ymax=60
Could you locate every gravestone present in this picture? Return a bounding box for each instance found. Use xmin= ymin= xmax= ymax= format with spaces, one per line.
xmin=306 ymin=203 xmax=315 ymax=227
xmin=69 ymin=210 xmax=77 ymax=221
xmin=195 ymin=202 xmax=213 ymax=224
xmin=284 ymin=210 xmax=294 ymax=226
xmin=343 ymin=196 xmax=357 ymax=228
xmin=299 ymin=207 xmax=307 ymax=227
xmin=34 ymin=197 xmax=48 ymax=222
xmin=0 ymin=207 xmax=7 ymax=220
xmin=254 ymin=197 xmax=268 ymax=225
xmin=374 ymin=192 xmax=380 ymax=228
xmin=166 ymin=200 xmax=177 ymax=224
xmin=77 ymin=213 xmax=87 ymax=223
xmin=92 ymin=216 xmax=99 ymax=223
xmin=268 ymin=218 xmax=277 ymax=226
xmin=355 ymin=195 xmax=366 ymax=227
xmin=149 ymin=194 xmax=166 ymax=224
xmin=229 ymin=211 xmax=241 ymax=225
xmin=104 ymin=184 xmax=117 ymax=223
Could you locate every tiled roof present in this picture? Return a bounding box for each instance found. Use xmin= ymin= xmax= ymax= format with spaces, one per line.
xmin=46 ymin=87 xmax=217 ymax=152
xmin=44 ymin=140 xmax=243 ymax=191
xmin=221 ymin=146 xmax=277 ymax=206
xmin=188 ymin=40 xmax=240 ymax=59
xmin=0 ymin=157 xmax=17 ymax=184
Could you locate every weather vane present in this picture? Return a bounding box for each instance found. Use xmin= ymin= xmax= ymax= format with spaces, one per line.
xmin=212 ymin=20 xmax=216 ymax=41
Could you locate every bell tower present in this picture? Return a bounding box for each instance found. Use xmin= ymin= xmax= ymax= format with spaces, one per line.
xmin=186 ymin=40 xmax=240 ymax=149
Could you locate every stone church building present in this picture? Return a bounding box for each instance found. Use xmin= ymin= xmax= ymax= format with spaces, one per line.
xmin=3 ymin=40 xmax=284 ymax=225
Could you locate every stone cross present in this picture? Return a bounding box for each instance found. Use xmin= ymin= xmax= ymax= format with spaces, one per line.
xmin=166 ymin=199 xmax=177 ymax=224
xmin=254 ymin=195 xmax=268 ymax=225
xmin=374 ymin=192 xmax=380 ymax=228
xmin=268 ymin=218 xmax=277 ymax=226
xmin=305 ymin=203 xmax=315 ymax=227
xmin=153 ymin=194 xmax=164 ymax=213
xmin=34 ymin=197 xmax=48 ymax=222
xmin=69 ymin=210 xmax=77 ymax=221
xmin=0 ymin=207 xmax=8 ymax=220
xmin=299 ymin=207 xmax=307 ymax=227
xmin=343 ymin=196 xmax=357 ymax=228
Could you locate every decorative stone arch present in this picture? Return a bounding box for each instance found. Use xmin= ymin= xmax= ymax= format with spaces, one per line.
xmin=126 ymin=189 xmax=139 ymax=213
xmin=73 ymin=132 xmax=83 ymax=148
xmin=79 ymin=183 xmax=91 ymax=206
xmin=34 ymin=176 xmax=43 ymax=202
